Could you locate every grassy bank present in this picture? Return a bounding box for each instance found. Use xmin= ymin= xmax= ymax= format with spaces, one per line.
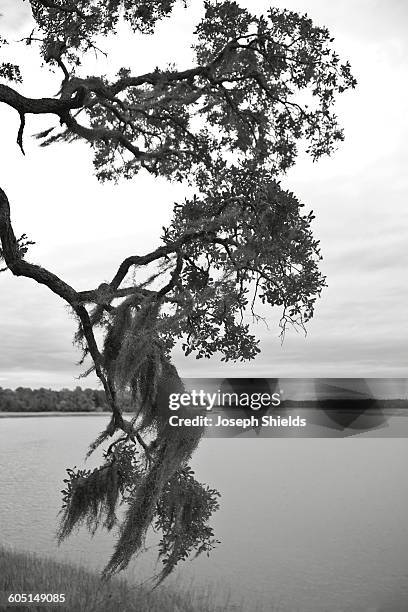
xmin=0 ymin=547 xmax=252 ymax=612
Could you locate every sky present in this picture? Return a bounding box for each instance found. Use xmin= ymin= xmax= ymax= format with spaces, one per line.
xmin=0 ymin=0 xmax=407 ymax=388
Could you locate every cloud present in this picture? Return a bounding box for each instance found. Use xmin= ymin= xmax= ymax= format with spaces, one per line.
xmin=0 ymin=1 xmax=32 ymax=35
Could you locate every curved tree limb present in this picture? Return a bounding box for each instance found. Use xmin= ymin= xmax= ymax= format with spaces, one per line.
xmin=0 ymin=83 xmax=84 ymax=115
xmin=0 ymin=187 xmax=78 ymax=303
xmin=0 ymin=186 xmax=128 ymax=434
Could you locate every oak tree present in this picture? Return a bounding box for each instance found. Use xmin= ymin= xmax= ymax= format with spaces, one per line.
xmin=0 ymin=0 xmax=355 ymax=582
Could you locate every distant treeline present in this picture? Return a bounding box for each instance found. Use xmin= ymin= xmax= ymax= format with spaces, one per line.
xmin=1 ymin=387 xmax=406 ymax=414
xmin=0 ymin=387 xmax=115 ymax=412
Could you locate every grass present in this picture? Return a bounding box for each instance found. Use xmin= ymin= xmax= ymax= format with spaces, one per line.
xmin=0 ymin=547 xmax=261 ymax=612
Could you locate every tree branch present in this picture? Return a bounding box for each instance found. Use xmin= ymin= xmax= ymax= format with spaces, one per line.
xmin=0 ymin=83 xmax=84 ymax=115
xmin=108 ymin=227 xmax=220 ymax=293
xmin=0 ymin=187 xmax=78 ymax=303
xmin=17 ymin=112 xmax=26 ymax=155
xmin=111 ymin=67 xmax=206 ymax=95
xmin=0 ymin=186 xmax=118 ymax=421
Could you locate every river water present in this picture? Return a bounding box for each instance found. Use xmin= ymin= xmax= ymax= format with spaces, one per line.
xmin=0 ymin=415 xmax=408 ymax=611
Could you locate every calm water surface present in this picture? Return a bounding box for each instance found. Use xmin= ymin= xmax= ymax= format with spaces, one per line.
xmin=1 ymin=415 xmax=408 ymax=611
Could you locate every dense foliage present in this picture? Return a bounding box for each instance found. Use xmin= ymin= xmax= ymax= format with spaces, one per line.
xmin=0 ymin=0 xmax=355 ymax=582
xmin=0 ymin=386 xmax=109 ymax=412
xmin=59 ymin=453 xmax=220 ymax=583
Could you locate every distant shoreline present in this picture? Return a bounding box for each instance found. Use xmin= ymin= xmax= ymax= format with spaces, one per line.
xmin=0 ymin=399 xmax=407 ymax=418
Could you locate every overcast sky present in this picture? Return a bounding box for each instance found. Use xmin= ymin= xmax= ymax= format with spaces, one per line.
xmin=0 ymin=0 xmax=407 ymax=389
